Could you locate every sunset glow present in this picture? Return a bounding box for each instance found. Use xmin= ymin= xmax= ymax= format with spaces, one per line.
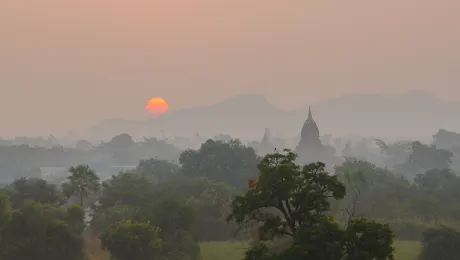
xmin=146 ymin=97 xmax=168 ymax=115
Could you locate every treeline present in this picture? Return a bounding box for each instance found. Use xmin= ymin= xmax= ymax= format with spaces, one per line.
xmin=0 ymin=134 xmax=181 ymax=183
xmin=1 ymin=139 xmax=460 ymax=259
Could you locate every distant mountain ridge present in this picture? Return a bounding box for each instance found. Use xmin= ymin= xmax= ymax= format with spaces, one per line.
xmin=87 ymin=91 xmax=460 ymax=141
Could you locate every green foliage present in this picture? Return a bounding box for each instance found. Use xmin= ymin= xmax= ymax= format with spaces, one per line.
xmin=100 ymin=220 xmax=162 ymax=260
xmin=99 ymin=134 xmax=181 ymax=166
xmin=333 ymin=158 xmax=460 ymax=224
xmin=92 ymin=172 xmax=203 ymax=259
xmin=344 ymin=219 xmax=395 ymax=260
xmin=147 ymin=196 xmax=196 ymax=235
xmin=374 ymin=139 xmax=412 ymax=169
xmin=333 ymin=158 xmax=413 ymax=220
xmin=383 ymin=218 xmax=460 ymax=241
xmin=399 ymin=142 xmax=453 ymax=178
xmin=62 ymin=164 xmax=100 ymax=206
xmin=96 ymin=170 xmax=240 ymax=241
xmin=136 ymin=158 xmax=180 ymax=181
xmin=228 ymin=149 xmax=395 ymax=260
xmin=153 ymin=176 xmax=240 ymax=241
xmin=418 ymin=227 xmax=460 ymax=260
xmin=228 ymin=150 xmax=345 ymax=236
xmin=199 ymin=241 xmax=420 ymax=260
xmin=91 ymin=202 xmax=141 ymax=234
xmin=161 ymin=229 xmax=201 ymax=260
xmin=0 ymin=201 xmax=85 ymax=260
xmin=5 ymin=177 xmax=65 ymax=208
xmin=180 ymin=139 xmax=259 ymax=191
xmin=414 ymin=168 xmax=458 ymax=193
xmin=98 ymin=172 xmax=155 ymax=209
xmin=0 ymin=190 xmax=11 ymax=232
xmin=67 ymin=204 xmax=86 ymax=233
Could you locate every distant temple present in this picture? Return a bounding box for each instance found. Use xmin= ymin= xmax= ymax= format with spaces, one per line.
xmin=295 ymin=107 xmax=338 ymax=166
xmin=257 ymin=128 xmax=275 ymax=155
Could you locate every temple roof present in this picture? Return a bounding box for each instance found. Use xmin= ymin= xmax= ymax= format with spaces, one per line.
xmin=261 ymin=128 xmax=272 ymax=143
xmin=300 ymin=107 xmax=319 ymax=139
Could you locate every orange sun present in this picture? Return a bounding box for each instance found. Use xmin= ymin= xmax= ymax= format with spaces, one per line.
xmin=146 ymin=97 xmax=168 ymax=116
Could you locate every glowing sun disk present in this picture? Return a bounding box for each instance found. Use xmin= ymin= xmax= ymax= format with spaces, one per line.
xmin=146 ymin=97 xmax=168 ymax=115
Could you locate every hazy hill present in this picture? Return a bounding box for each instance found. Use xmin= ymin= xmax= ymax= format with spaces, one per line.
xmin=87 ymin=91 xmax=460 ymax=141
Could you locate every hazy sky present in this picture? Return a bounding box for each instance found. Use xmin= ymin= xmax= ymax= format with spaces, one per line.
xmin=1 ymin=0 xmax=460 ymax=136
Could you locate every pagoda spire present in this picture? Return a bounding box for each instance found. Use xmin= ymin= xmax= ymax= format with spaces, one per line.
xmin=307 ymin=106 xmax=314 ymax=123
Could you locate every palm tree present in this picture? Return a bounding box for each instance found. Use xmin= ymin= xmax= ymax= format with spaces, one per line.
xmin=62 ymin=164 xmax=100 ymax=206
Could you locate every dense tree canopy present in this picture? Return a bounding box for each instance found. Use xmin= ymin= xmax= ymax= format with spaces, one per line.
xmin=5 ymin=177 xmax=65 ymax=208
xmin=0 ymin=200 xmax=85 ymax=260
xmin=0 ymin=133 xmax=182 ymax=184
xmin=400 ymin=141 xmax=453 ymax=178
xmin=2 ymin=134 xmax=460 ymax=260
xmin=136 ymin=157 xmax=180 ymax=181
xmin=92 ymin=172 xmax=202 ymax=259
xmin=101 ymin=220 xmax=162 ymax=260
xmin=180 ymin=139 xmax=259 ymax=190
xmin=228 ymin=149 xmax=395 ymax=260
xmin=418 ymin=227 xmax=460 ymax=260
xmin=0 ymin=190 xmax=11 ymax=233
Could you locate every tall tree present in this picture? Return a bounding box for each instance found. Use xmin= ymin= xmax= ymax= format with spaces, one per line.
xmin=62 ymin=164 xmax=100 ymax=206
xmin=180 ymin=139 xmax=259 ymax=190
xmin=227 ymin=149 xmax=394 ymax=260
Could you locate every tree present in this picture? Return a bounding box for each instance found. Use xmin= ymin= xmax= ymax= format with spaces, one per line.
xmin=101 ymin=220 xmax=162 ymax=260
xmin=62 ymin=164 xmax=100 ymax=206
xmin=92 ymin=172 xmax=201 ymax=259
xmin=136 ymin=158 xmax=180 ymax=181
xmin=96 ymin=172 xmax=155 ymax=210
xmin=334 ymin=158 xmax=412 ymax=220
xmin=400 ymin=141 xmax=453 ymax=178
xmin=412 ymin=169 xmax=460 ymax=219
xmin=90 ymin=202 xmax=141 ymax=235
xmin=5 ymin=177 xmax=65 ymax=208
xmin=414 ymin=168 xmax=457 ymax=191
xmin=227 ymin=149 xmax=395 ymax=260
xmin=418 ymin=227 xmax=460 ymax=260
xmin=101 ymin=133 xmax=136 ymax=152
xmin=75 ymin=139 xmax=92 ymax=150
xmin=374 ymin=139 xmax=412 ymax=169
xmin=0 ymin=190 xmax=11 ymax=232
xmin=0 ymin=201 xmax=85 ymax=260
xmin=180 ymin=139 xmax=259 ymax=190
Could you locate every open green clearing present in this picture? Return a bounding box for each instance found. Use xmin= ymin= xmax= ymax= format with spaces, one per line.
xmin=200 ymin=241 xmax=421 ymax=260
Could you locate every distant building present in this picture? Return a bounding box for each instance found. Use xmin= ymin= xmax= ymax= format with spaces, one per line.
xmin=257 ymin=128 xmax=275 ymax=156
xmin=295 ymin=107 xmax=338 ymax=167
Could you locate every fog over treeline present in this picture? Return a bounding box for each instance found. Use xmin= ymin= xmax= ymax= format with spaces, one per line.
xmin=2 ymin=98 xmax=460 ymax=185
xmin=2 ymin=98 xmax=460 ymax=260
xmin=35 ymin=91 xmax=460 ymax=143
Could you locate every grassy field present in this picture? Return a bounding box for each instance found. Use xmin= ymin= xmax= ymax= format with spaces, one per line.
xmin=200 ymin=241 xmax=421 ymax=260
xmin=83 ymin=236 xmax=421 ymax=260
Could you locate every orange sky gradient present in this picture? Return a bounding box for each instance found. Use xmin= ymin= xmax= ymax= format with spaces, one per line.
xmin=1 ymin=0 xmax=460 ymax=136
